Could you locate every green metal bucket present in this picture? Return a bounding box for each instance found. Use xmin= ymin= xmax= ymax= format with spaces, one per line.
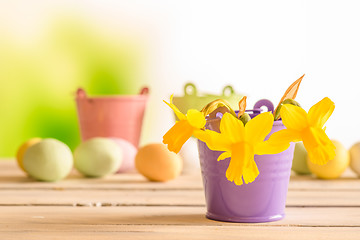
xmin=172 ymin=83 xmax=244 ymax=119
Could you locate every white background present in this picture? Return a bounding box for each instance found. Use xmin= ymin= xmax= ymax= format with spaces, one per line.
xmin=1 ymin=0 xmax=360 ymax=148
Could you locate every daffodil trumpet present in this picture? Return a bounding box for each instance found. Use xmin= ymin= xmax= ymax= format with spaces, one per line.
xmin=162 ymin=95 xmax=206 ymax=154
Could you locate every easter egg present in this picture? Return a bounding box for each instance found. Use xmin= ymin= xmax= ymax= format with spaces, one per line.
xmin=23 ymin=138 xmax=73 ymax=182
xmin=74 ymin=137 xmax=123 ymax=178
xmin=291 ymin=142 xmax=311 ymax=175
xmin=307 ymin=140 xmax=350 ymax=179
xmin=110 ymin=138 xmax=137 ymax=173
xmin=349 ymin=142 xmax=360 ymax=176
xmin=135 ymin=143 xmax=183 ymax=182
xmin=16 ymin=137 xmax=42 ymax=172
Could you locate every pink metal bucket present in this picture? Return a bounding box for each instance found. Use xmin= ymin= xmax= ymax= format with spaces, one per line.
xmin=75 ymin=87 xmax=149 ymax=148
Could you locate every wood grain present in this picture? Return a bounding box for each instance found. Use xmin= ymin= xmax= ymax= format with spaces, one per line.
xmin=1 ymin=161 xmax=359 ymax=191
xmin=1 ymin=227 xmax=359 ymax=240
xmin=0 ymin=189 xmax=360 ymax=207
xmin=1 ymin=159 xmax=360 ymax=239
xmin=0 ymin=206 xmax=360 ymax=227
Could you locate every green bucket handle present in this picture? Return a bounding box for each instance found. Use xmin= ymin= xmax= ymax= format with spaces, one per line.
xmin=222 ymin=85 xmax=234 ymax=97
xmin=184 ymin=83 xmax=197 ymax=96
xmin=184 ymin=83 xmax=235 ymax=97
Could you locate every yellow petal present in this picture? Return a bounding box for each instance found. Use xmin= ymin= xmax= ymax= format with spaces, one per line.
xmin=163 ymin=95 xmax=186 ymax=120
xmin=308 ymin=97 xmax=335 ymax=128
xmin=163 ymin=120 xmax=193 ymax=153
xmin=217 ymin=152 xmax=231 ymax=161
xmin=255 ymin=129 xmax=301 ymax=155
xmin=195 ymin=129 xmax=232 ymax=152
xmin=186 ymin=109 xmax=206 ymax=129
xmin=220 ymin=112 xmax=245 ymax=143
xmin=245 ymin=112 xmax=274 ymax=145
xmin=280 ymin=104 xmax=309 ymax=130
xmin=193 ymin=129 xmax=209 ymax=143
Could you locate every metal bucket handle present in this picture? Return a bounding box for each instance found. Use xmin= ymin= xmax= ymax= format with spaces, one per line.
xmin=139 ymin=87 xmax=150 ymax=95
xmin=184 ymin=83 xmax=197 ymax=96
xmin=76 ymin=88 xmax=87 ymax=99
xmin=253 ymin=99 xmax=274 ymax=113
xmin=222 ymin=85 xmax=234 ymax=97
xmin=184 ymin=83 xmax=236 ymax=98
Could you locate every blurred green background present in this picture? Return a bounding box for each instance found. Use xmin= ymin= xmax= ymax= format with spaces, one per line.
xmin=0 ymin=16 xmax=146 ymax=157
xmin=2 ymin=1 xmax=357 ymax=157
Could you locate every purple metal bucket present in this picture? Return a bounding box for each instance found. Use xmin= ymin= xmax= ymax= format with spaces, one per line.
xmin=198 ymin=120 xmax=295 ymax=223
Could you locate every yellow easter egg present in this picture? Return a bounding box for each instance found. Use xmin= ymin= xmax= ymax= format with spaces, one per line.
xmin=307 ymin=140 xmax=350 ymax=179
xmin=135 ymin=143 xmax=183 ymax=182
xmin=349 ymin=142 xmax=360 ymax=176
xmin=16 ymin=138 xmax=42 ymax=172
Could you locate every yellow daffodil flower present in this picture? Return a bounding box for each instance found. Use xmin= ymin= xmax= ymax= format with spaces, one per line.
xmin=198 ymin=111 xmax=285 ymax=185
xmin=266 ymin=97 xmax=335 ymax=165
xmin=163 ymin=95 xmax=206 ymax=153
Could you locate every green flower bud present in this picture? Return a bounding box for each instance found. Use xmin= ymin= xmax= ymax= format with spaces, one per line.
xmin=274 ymin=99 xmax=301 ymax=120
xmin=239 ymin=113 xmax=251 ymax=125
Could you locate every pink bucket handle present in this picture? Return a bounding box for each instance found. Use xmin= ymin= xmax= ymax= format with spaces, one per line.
xmin=76 ymin=88 xmax=87 ymax=99
xmin=139 ymin=87 xmax=149 ymax=95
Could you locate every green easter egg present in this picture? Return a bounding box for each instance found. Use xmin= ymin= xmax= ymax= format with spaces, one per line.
xmin=23 ymin=138 xmax=73 ymax=182
xmin=74 ymin=138 xmax=123 ymax=178
xmin=291 ymin=142 xmax=311 ymax=175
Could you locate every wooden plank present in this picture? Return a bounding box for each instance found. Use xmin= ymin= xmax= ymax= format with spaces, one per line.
xmin=286 ymin=190 xmax=360 ymax=207
xmin=0 ymin=175 xmax=203 ymax=190
xmin=0 ymin=206 xmax=360 ymax=227
xmin=2 ymin=175 xmax=360 ymax=191
xmin=1 ymin=160 xmax=360 ymax=239
xmin=0 ymin=189 xmax=205 ymax=206
xmin=1 ymin=188 xmax=360 ymax=207
xmin=0 ymin=160 xmax=203 ymax=190
xmin=1 ymin=160 xmax=360 ymax=191
xmin=1 ymin=226 xmax=359 ymax=240
xmin=289 ymin=168 xmax=360 ymax=190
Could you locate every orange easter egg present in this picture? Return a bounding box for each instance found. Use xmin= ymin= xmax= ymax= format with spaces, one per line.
xmin=135 ymin=143 xmax=183 ymax=182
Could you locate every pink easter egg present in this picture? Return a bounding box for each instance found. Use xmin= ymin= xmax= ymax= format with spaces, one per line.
xmin=110 ymin=138 xmax=137 ymax=173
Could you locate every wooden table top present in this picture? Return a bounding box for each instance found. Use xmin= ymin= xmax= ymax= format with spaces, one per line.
xmin=1 ymin=159 xmax=360 ymax=239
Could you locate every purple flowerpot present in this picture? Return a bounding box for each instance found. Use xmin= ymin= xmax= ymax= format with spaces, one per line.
xmin=198 ymin=120 xmax=295 ymax=223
